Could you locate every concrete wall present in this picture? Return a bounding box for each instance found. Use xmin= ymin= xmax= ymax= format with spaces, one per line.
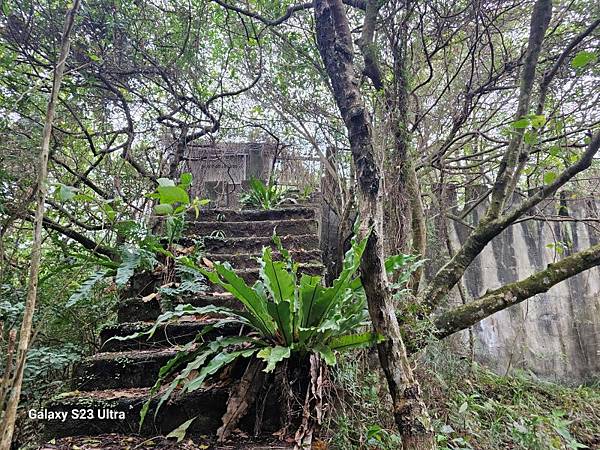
xmin=447 ymin=196 xmax=600 ymax=383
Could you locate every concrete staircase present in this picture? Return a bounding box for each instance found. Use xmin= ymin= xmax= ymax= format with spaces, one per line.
xmin=41 ymin=207 xmax=322 ymax=443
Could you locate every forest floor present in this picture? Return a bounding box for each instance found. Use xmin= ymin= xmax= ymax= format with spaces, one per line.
xmin=323 ymin=346 xmax=600 ymax=449
xmin=21 ymin=345 xmax=600 ymax=450
xmin=38 ymin=434 xmax=293 ymax=449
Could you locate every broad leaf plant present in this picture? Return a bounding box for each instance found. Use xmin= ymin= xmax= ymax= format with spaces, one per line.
xmin=116 ymin=233 xmax=384 ymax=426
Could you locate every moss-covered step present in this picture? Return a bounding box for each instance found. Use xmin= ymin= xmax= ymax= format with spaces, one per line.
xmin=99 ymin=319 xmax=239 ymax=352
xmin=203 ymin=249 xmax=323 ymax=270
xmin=73 ymin=348 xmax=180 ymax=391
xmin=193 ymin=206 xmax=316 ymax=222
xmin=187 ymin=218 xmax=318 ymax=238
xmin=117 ymin=293 xmax=241 ymax=323
xmin=41 ymin=386 xmax=229 ymax=439
xmin=202 ymin=234 xmax=320 ymax=255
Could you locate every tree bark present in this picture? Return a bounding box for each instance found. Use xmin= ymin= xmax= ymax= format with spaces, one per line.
xmin=0 ymin=2 xmax=80 ymax=448
xmin=314 ymin=0 xmax=434 ymax=447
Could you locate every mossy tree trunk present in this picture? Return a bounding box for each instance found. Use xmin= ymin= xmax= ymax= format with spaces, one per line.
xmin=314 ymin=0 xmax=434 ymax=447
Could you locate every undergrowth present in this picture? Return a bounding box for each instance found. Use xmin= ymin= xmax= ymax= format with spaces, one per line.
xmin=326 ymin=344 xmax=600 ymax=449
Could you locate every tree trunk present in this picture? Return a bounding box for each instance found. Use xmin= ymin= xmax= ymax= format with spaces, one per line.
xmin=0 ymin=2 xmax=80 ymax=448
xmin=314 ymin=0 xmax=434 ymax=447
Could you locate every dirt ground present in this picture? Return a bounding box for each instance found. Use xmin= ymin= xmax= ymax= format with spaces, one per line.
xmin=38 ymin=434 xmax=294 ymax=449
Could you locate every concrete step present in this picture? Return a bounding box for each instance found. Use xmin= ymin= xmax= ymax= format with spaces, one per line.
xmin=118 ymin=293 xmax=241 ymax=323
xmin=187 ymin=218 xmax=317 ymax=239
xmin=118 ymin=262 xmax=323 ymax=324
xmin=73 ymin=348 xmax=179 ymax=391
xmin=119 ymin=248 xmax=322 ymax=322
xmin=202 ymin=234 xmax=319 ymax=254
xmin=99 ymin=319 xmax=238 ymax=352
xmin=204 ymin=249 xmax=322 ymax=270
xmin=42 ymin=386 xmax=229 ymax=439
xmin=195 ymin=207 xmax=316 ymax=222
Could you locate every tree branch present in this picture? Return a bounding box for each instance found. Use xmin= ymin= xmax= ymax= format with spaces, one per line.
xmin=432 ymin=242 xmax=600 ymax=339
xmin=487 ymin=0 xmax=552 ymax=218
xmin=421 ymin=131 xmax=600 ymax=310
xmin=39 ymin=215 xmax=117 ymax=260
xmin=210 ymin=0 xmax=365 ymax=28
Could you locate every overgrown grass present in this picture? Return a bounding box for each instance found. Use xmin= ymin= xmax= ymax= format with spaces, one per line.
xmin=325 ymin=344 xmax=600 ymax=449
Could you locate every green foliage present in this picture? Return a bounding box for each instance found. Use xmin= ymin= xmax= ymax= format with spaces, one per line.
xmin=165 ymin=417 xmax=197 ymax=443
xmin=327 ymin=346 xmax=600 ymax=449
xmin=424 ymin=346 xmax=598 ymax=450
xmin=66 ymin=269 xmax=110 ymax=307
xmin=239 ymin=177 xmax=297 ymax=210
xmin=115 ymin=250 xmax=143 ymax=287
xmin=544 ymin=171 xmax=558 ymax=184
xmin=115 ymin=233 xmax=383 ymax=427
xmin=147 ymin=173 xmax=209 ymax=244
xmin=23 ymin=345 xmax=82 ymax=397
xmin=156 ymin=263 xmax=207 ymax=298
xmin=511 ymin=114 xmax=547 ymax=130
xmin=66 ymin=175 xmax=209 ymax=307
xmin=571 ymin=51 xmax=597 ymax=69
xmin=325 ymin=352 xmax=402 ymax=449
xmin=385 ymin=253 xmax=426 ymax=289
xmin=0 ymin=284 xmax=94 ymax=401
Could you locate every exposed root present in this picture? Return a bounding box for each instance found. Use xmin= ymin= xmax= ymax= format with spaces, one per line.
xmin=217 ymin=357 xmax=265 ymax=442
xmin=294 ymin=354 xmax=327 ymax=450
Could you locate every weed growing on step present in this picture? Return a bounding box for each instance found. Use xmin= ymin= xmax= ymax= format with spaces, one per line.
xmin=111 ymin=232 xmax=427 ymax=446
xmin=111 ymin=233 xmax=380 ymax=445
xmin=239 ymin=177 xmax=297 ymax=210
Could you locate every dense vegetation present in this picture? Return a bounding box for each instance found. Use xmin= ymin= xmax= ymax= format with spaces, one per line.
xmin=1 ymin=0 xmax=599 ymax=448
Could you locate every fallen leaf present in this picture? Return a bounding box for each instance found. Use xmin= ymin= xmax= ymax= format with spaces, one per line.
xmin=166 ymin=417 xmax=197 ymax=442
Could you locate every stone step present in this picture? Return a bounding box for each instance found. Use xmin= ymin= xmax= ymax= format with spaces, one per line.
xmin=118 ymin=293 xmax=240 ymax=323
xmin=204 ymin=249 xmax=322 ymax=270
xmin=73 ymin=348 xmax=179 ymax=391
xmin=118 ymin=262 xmax=323 ymax=324
xmin=99 ymin=319 xmax=238 ymax=352
xmin=195 ymin=207 xmax=316 ymax=222
xmin=119 ymin=248 xmax=322 ymax=321
xmin=42 ymin=386 xmax=229 ymax=439
xmin=202 ymin=234 xmax=319 ymax=254
xmin=187 ymin=218 xmax=317 ymax=239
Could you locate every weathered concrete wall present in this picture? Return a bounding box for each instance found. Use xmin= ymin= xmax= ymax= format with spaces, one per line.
xmin=447 ymin=196 xmax=600 ymax=383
